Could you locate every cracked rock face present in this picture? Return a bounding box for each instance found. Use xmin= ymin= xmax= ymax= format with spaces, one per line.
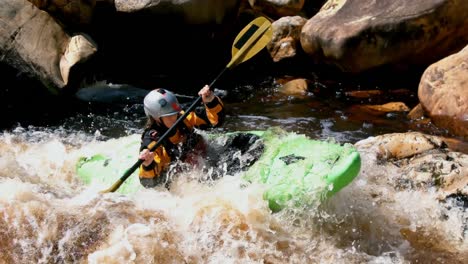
xmin=355 ymin=131 xmax=468 ymax=199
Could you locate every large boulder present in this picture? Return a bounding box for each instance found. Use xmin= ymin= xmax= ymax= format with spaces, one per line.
xmin=300 ymin=0 xmax=468 ymax=73
xmin=418 ymin=45 xmax=468 ymax=139
xmin=0 ymin=0 xmax=97 ymax=93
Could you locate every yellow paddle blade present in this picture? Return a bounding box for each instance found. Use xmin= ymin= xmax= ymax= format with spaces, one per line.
xmin=227 ymin=16 xmax=273 ymax=68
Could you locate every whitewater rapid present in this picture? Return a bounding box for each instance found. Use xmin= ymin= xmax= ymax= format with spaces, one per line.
xmin=1 ymin=127 xmax=466 ymax=263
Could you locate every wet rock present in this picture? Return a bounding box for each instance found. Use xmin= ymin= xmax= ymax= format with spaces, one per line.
xmin=419 ymin=44 xmax=468 ymax=140
xmin=360 ymin=132 xmax=446 ymax=159
xmin=60 ymin=34 xmax=98 ymax=86
xmin=354 ymin=102 xmax=410 ymax=116
xmin=345 ymin=90 xmax=384 ymax=99
xmin=300 ymin=0 xmax=468 ymax=73
xmin=407 ymin=103 xmax=425 ymax=120
xmin=355 ymin=132 xmax=468 ymax=198
xmin=278 ymin=78 xmax=310 ymax=97
xmin=267 ymin=16 xmax=307 ymax=62
xmin=438 ymin=137 xmax=468 ymax=155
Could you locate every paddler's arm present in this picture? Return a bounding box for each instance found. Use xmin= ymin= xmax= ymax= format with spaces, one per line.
xmin=184 ymin=85 xmax=225 ymax=128
xmin=138 ymin=129 xmax=172 ymax=182
xmin=138 ymin=146 xmax=171 ymax=180
xmin=200 ymin=84 xmax=225 ymax=127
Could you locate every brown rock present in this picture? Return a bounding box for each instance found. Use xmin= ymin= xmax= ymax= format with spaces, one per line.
xmin=267 ymin=16 xmax=308 ymax=62
xmin=278 ymin=78 xmax=310 ymax=96
xmin=407 ymin=103 xmax=425 ymax=120
xmin=419 ymin=45 xmax=468 ymax=139
xmin=300 ymin=0 xmax=468 ymax=72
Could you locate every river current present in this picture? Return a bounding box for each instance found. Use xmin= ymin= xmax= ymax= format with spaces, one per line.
xmin=0 ymin=77 xmax=465 ymax=263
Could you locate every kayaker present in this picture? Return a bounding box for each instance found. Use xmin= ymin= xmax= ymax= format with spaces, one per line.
xmin=138 ymin=85 xmax=225 ymax=188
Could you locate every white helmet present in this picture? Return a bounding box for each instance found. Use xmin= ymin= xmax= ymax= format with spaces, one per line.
xmin=143 ymin=88 xmax=181 ymax=119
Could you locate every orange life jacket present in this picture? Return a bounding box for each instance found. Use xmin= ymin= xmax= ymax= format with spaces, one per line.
xmin=138 ymin=96 xmax=224 ymax=185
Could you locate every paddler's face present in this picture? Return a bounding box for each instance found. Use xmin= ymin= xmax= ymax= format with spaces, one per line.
xmin=161 ymin=114 xmax=178 ymax=128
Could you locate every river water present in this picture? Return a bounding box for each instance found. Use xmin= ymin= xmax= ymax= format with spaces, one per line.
xmin=0 ymin=75 xmax=465 ymax=263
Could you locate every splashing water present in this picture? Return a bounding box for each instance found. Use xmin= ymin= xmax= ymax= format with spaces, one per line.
xmin=1 ymin=126 xmax=466 ymax=263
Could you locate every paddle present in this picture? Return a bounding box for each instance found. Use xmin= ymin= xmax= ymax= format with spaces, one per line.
xmin=100 ymin=16 xmax=273 ymax=193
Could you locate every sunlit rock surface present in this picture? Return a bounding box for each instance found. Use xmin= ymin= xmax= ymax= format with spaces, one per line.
xmin=300 ymin=0 xmax=468 ymax=72
xmin=419 ymin=44 xmax=468 ymax=139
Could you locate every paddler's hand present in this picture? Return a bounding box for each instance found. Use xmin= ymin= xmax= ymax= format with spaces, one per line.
xmin=199 ymin=85 xmax=215 ymax=103
xmin=139 ymin=149 xmax=155 ymax=167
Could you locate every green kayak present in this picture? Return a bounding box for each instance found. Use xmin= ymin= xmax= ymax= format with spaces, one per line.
xmin=76 ymin=128 xmax=361 ymax=212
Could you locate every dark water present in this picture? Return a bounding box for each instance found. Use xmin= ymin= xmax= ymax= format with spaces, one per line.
xmin=1 ymin=59 xmax=441 ymax=144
